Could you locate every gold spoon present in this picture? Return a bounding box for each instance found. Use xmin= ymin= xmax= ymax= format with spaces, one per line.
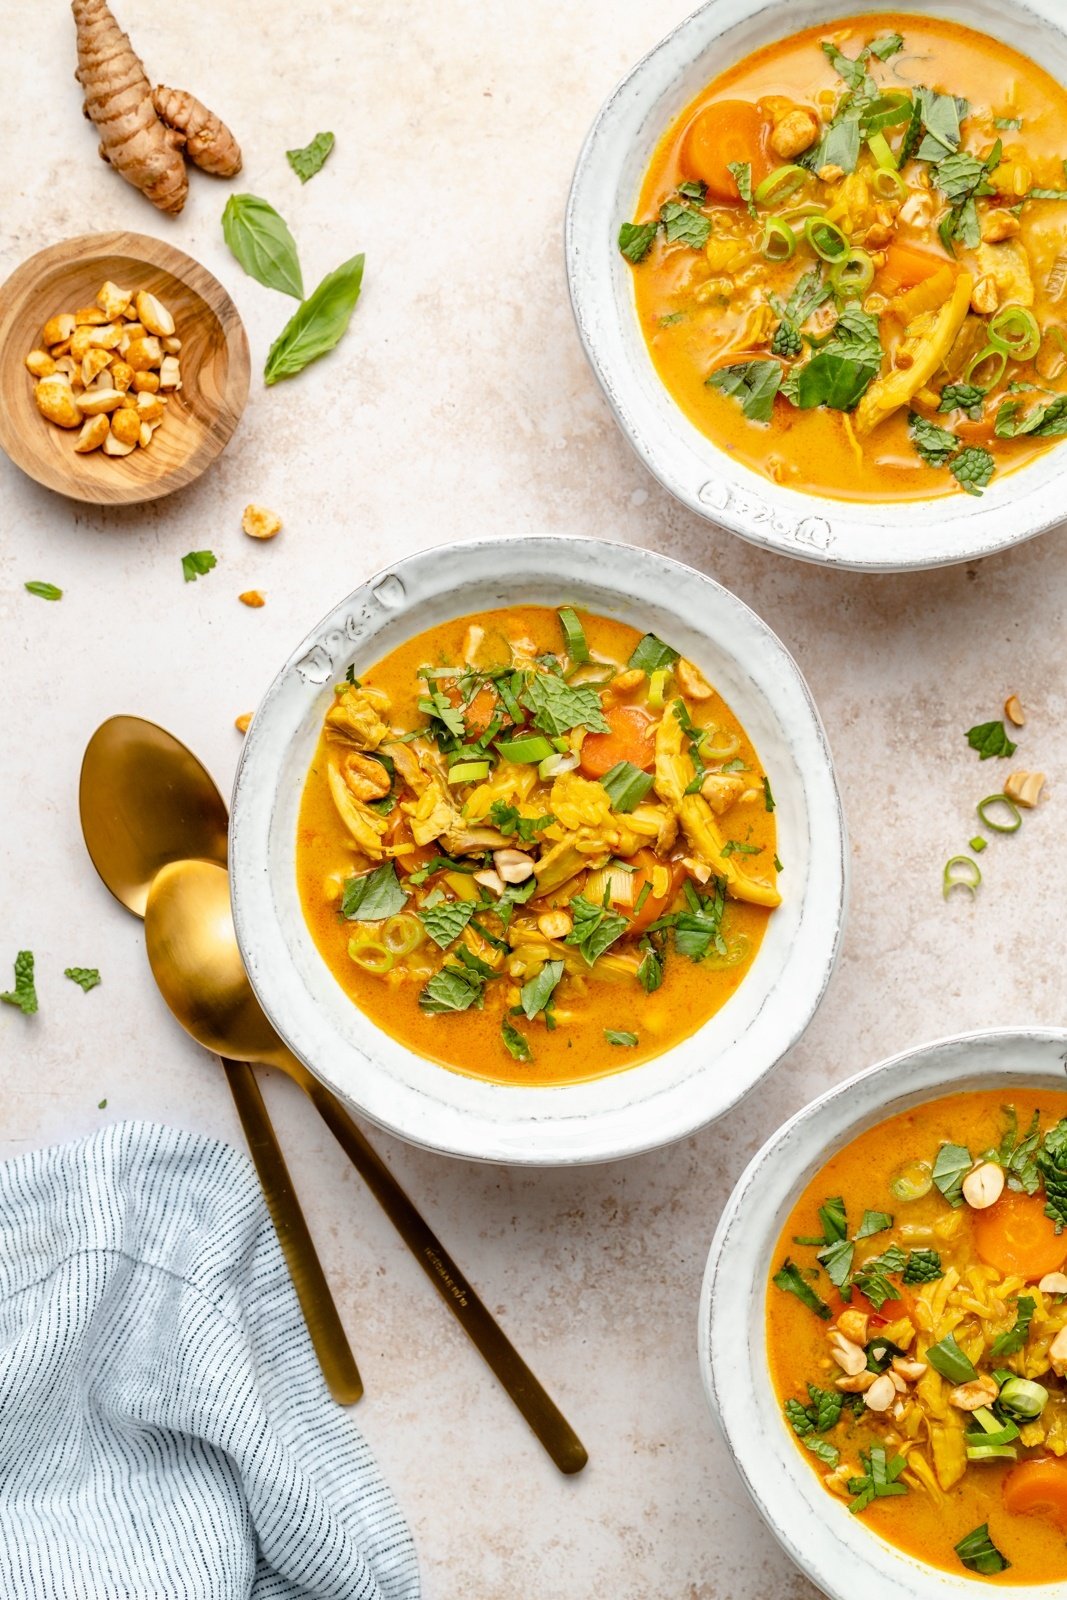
xmin=79 ymin=717 xmax=363 ymax=1407
xmin=145 ymin=856 xmax=588 ymax=1476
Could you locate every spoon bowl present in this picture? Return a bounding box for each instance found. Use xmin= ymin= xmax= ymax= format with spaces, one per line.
xmin=80 ymin=716 xmax=228 ymax=916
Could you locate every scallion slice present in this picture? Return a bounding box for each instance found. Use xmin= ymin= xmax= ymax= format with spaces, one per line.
xmin=601 ymin=760 xmax=655 ymax=812
xmin=538 ymin=751 xmax=579 ymax=780
xmin=697 ymin=727 xmax=741 ymax=762
xmin=448 ymin=760 xmax=491 ymax=784
xmin=803 ymin=216 xmax=849 ymax=262
xmin=760 ymin=219 xmax=796 ymax=260
xmin=496 ymin=734 xmax=556 ymax=764
xmin=977 ymin=794 xmax=1022 ymax=833
xmin=943 ymin=855 xmax=981 ymax=899
xmin=872 ymin=167 xmax=907 ymax=200
xmin=647 ymin=667 xmax=671 ymax=708
xmin=829 ymin=248 xmax=875 ymax=299
xmin=998 ymin=1376 xmax=1049 ymax=1418
xmin=558 ymin=606 xmax=590 ymax=665
xmin=754 ymin=164 xmax=809 ymax=207
xmin=380 ymin=913 xmax=424 ymax=956
xmin=347 ymin=938 xmax=395 ymax=974
xmin=867 ymin=131 xmax=898 ymax=171
xmin=988 ymin=304 xmax=1041 ymax=361
xmin=963 ymin=343 xmax=1009 ymax=393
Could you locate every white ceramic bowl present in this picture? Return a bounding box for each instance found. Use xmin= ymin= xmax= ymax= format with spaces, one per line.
xmin=566 ymin=0 xmax=1067 ymax=571
xmin=230 ymin=535 xmax=846 ymax=1165
xmin=699 ymin=1027 xmax=1067 ymax=1599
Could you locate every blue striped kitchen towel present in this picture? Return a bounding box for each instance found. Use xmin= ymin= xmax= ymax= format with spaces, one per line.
xmin=0 ymin=1121 xmax=419 ymax=1600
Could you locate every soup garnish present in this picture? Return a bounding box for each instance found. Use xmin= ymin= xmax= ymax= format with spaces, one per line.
xmin=621 ymin=14 xmax=1067 ymax=503
xmin=767 ymin=1090 xmax=1067 ymax=1581
xmin=295 ymin=605 xmax=780 ymax=1086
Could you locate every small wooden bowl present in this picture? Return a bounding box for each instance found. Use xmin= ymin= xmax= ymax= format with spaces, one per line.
xmin=0 ymin=232 xmax=250 ymax=505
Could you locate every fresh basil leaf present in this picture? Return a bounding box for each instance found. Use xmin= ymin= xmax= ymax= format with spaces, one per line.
xmin=996 ymin=394 xmax=1067 ymax=438
xmin=521 ymin=672 xmax=609 ymax=738
xmin=867 ymin=32 xmax=904 ymax=61
xmin=821 ymin=39 xmax=868 ymax=91
xmin=763 ymin=777 xmax=775 ymax=813
xmin=955 ymin=1525 xmax=1010 ymax=1576
xmin=966 ymin=721 xmax=1017 ymax=760
xmin=782 ymin=307 xmax=881 ymax=412
xmin=727 ymin=160 xmax=758 ymax=217
xmin=848 ymin=1446 xmax=908 ymax=1514
xmin=678 ymin=179 xmax=707 ymax=202
xmin=991 ymin=1296 xmax=1036 ymax=1359
xmin=407 ymin=853 xmax=476 ymax=887
xmin=817 ymin=1238 xmax=855 ymax=1289
xmin=811 ymin=111 xmax=862 ymax=175
xmin=264 ymin=253 xmax=365 ymax=385
xmin=286 ymin=131 xmax=335 ymax=183
xmin=914 ymin=88 xmax=966 ymax=160
xmin=659 ymin=199 xmax=711 ymax=249
xmin=934 ymin=148 xmax=994 ymax=204
xmin=636 ymin=940 xmax=664 ymax=994
xmin=501 ymin=1017 xmax=533 ymax=1062
xmin=618 ymin=221 xmax=658 ymax=263
xmin=707 ymin=359 xmax=782 ymax=423
xmin=604 ymin=1029 xmax=638 ymax=1047
xmin=628 ymin=633 xmax=679 ymax=674
xmin=933 ymin=1141 xmax=973 ymax=1204
xmin=990 ymin=1106 xmax=1042 ymax=1194
xmin=601 ymin=761 xmax=654 ymax=812
xmin=222 ymin=193 xmax=304 ymax=299
xmin=852 ymin=1243 xmax=906 ymax=1311
xmin=566 ymin=896 xmax=628 ymax=966
xmin=773 ymin=1259 xmax=831 ymax=1319
xmin=520 ymin=959 xmax=564 ymax=1020
xmin=995 ymin=116 xmax=1023 ymax=131
xmin=418 ymin=899 xmax=475 ymax=948
xmin=181 ymin=550 xmax=217 ymax=583
xmin=721 ymin=840 xmax=761 ymax=857
xmin=927 ymin=1333 xmax=978 ymax=1384
xmin=855 ymin=1210 xmax=893 ymax=1239
xmin=804 ymin=1437 xmax=840 ymax=1467
xmin=341 ymin=862 xmax=408 ymax=921
xmin=64 ymin=967 xmax=101 ymax=993
xmin=902 ymin=1249 xmax=942 ymax=1284
xmin=909 ymin=411 xmax=959 ymax=467
xmin=24 ymin=581 xmax=62 ymax=600
xmin=0 ymin=950 xmax=37 ymax=1015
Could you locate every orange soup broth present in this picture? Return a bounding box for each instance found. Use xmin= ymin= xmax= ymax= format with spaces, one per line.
xmin=767 ymin=1089 xmax=1067 ymax=1581
xmin=633 ymin=13 xmax=1067 ymax=501
xmin=296 ymin=606 xmax=776 ymax=1087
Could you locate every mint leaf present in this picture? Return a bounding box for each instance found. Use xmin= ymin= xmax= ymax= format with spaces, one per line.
xmin=939 ymin=383 xmax=984 ymax=419
xmin=419 ymin=964 xmax=485 ymax=1014
xmin=855 ymin=1210 xmax=893 ymax=1239
xmin=181 ymin=550 xmax=217 ymax=582
xmin=781 ymin=308 xmax=881 ymax=412
xmin=566 ymin=896 xmax=628 ymax=965
xmin=659 ymin=199 xmax=711 ymax=249
xmin=286 ymin=131 xmax=334 ymax=183
xmin=418 ymin=899 xmax=475 ymax=948
xmin=966 ymin=721 xmax=1017 ymax=760
xmin=501 ymin=1017 xmax=533 ymax=1062
xmin=628 ymin=633 xmax=679 ymax=674
xmin=996 ymin=394 xmax=1067 ymax=438
xmin=636 ymin=940 xmax=664 ymax=993
xmin=727 ymin=160 xmax=757 ymax=217
xmin=64 ymin=967 xmax=101 ymax=993
xmin=24 ymin=581 xmax=62 ymax=600
xmin=521 ymin=672 xmax=609 ymax=738
xmin=520 ymin=959 xmax=564 ymax=1021
xmin=707 ymin=359 xmax=781 ymax=422
xmin=852 ymin=1243 xmax=906 ymax=1311
xmin=902 ymin=1249 xmax=942 ymax=1284
xmin=933 ymin=1141 xmax=973 ymax=1204
xmin=341 ymin=862 xmax=408 ymax=921
xmin=951 ymin=445 xmax=995 ymax=496
xmin=0 ymin=950 xmax=37 ymax=1015
xmin=773 ymin=1259 xmax=831 ymax=1319
xmin=909 ymin=411 xmax=959 ymax=467
xmin=1037 ymin=1118 xmax=1067 ymax=1232
xmin=618 ymin=221 xmax=658 ymax=263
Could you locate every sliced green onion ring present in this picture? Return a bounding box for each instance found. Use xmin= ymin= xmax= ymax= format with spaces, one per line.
xmin=803 ymin=216 xmax=849 ymax=262
xmin=381 ymin=913 xmax=424 ymax=957
xmin=348 ymin=938 xmax=395 ymax=974
xmin=704 ymin=934 xmax=751 ymax=970
xmin=830 ymin=248 xmax=875 ymax=298
xmin=867 ymin=131 xmax=898 ymax=171
xmin=647 ymin=667 xmax=671 ymax=709
xmin=754 ymin=164 xmax=809 ymax=207
xmin=697 ymin=727 xmax=741 ymax=762
xmin=890 ymin=1160 xmax=933 ymax=1202
xmin=538 ymin=751 xmax=579 ymax=780
xmin=872 ymin=167 xmax=907 ymax=200
xmin=988 ymin=304 xmax=1041 ymax=361
xmin=969 ymin=835 xmax=987 ymax=853
xmin=977 ymin=794 xmax=1022 ymax=833
xmin=963 ymin=343 xmax=1009 ymax=393
xmin=448 ymin=759 xmax=491 ymax=784
xmin=943 ymin=855 xmax=982 ymax=899
xmin=760 ymin=219 xmax=796 ymax=261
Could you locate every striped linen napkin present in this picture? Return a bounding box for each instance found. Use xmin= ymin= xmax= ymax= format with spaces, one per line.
xmin=0 ymin=1121 xmax=419 ymax=1600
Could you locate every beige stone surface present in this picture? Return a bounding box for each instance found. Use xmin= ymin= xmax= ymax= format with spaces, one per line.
xmin=1 ymin=2 xmax=1065 ymax=1595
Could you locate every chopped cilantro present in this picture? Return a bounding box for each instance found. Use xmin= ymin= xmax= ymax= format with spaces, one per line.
xmin=181 ymin=550 xmax=217 ymax=582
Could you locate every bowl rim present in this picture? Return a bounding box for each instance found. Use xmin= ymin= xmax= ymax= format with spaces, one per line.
xmin=0 ymin=229 xmax=250 ymax=505
xmin=698 ymin=1025 xmax=1067 ymax=1599
xmin=229 ymin=532 xmax=848 ymax=1165
xmin=565 ymin=0 xmax=1067 ymax=571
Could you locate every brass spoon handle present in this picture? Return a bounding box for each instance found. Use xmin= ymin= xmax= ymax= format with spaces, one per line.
xmin=221 ymin=1059 xmax=364 ymax=1406
xmin=304 ymin=1078 xmax=587 ymax=1473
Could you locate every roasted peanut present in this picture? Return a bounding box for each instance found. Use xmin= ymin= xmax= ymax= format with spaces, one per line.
xmin=949 ymin=1375 xmax=1000 ymax=1411
xmin=25 ymin=349 xmax=56 ymax=379
xmin=676 ymin=658 xmax=713 ymax=699
xmin=239 ymin=590 xmax=267 ymax=608
xmin=75 ymin=387 xmax=126 ymax=416
xmin=242 ymin=503 xmax=283 ymax=540
xmin=81 ymin=349 xmax=112 ymax=387
xmin=110 ymin=360 xmax=134 ymax=392
xmin=96 ymin=281 xmax=132 ymax=320
xmin=102 ymin=431 xmax=135 ymax=457
xmin=972 ymin=275 xmax=999 ymax=315
xmin=962 ymin=1161 xmax=1005 ymax=1210
xmin=158 ymin=355 xmax=181 ymax=389
xmin=981 ymin=208 xmax=1021 ymax=243
xmin=35 ymin=376 xmax=82 ymax=428
xmin=134 ymin=290 xmax=175 ymax=338
xmin=1004 ymin=770 xmax=1045 ymax=808
xmin=493 ymin=848 xmax=536 ymax=884
xmin=1004 ymin=694 xmax=1026 ymax=727
xmin=864 ymin=1374 xmax=898 ymax=1413
xmin=537 ymin=909 xmax=574 ymax=940
xmin=110 ymin=407 xmax=141 ymax=447
xmin=132 ymin=371 xmax=160 ymax=394
xmin=73 ymin=415 xmax=110 ymax=453
xmin=235 ymin=713 xmax=253 ymax=734
xmin=770 ymin=108 xmax=820 ymax=159
xmin=42 ymin=313 xmax=76 ymax=347
xmin=125 ymin=336 xmax=163 ymax=372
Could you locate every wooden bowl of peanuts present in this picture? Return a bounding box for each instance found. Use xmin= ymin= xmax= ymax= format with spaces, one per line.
xmin=0 ymin=231 xmax=250 ymax=504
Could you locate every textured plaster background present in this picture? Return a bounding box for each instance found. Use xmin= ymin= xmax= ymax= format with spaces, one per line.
xmin=1 ymin=2 xmax=1065 ymax=1595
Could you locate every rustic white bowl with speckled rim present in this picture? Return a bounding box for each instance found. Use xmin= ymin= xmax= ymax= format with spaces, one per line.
xmin=566 ymin=0 xmax=1067 ymax=571
xmin=699 ymin=1027 xmax=1067 ymax=1598
xmin=230 ymin=535 xmax=846 ymax=1165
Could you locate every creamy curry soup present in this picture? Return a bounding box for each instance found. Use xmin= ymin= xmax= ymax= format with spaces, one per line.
xmin=621 ymin=14 xmax=1067 ymax=503
xmin=295 ymin=606 xmax=780 ymax=1086
xmin=768 ymin=1090 xmax=1067 ymax=1582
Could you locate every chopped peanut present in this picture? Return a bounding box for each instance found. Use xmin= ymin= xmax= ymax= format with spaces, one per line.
xmin=1004 ymin=769 xmax=1045 ymax=808
xmin=134 ymin=290 xmax=175 ymax=338
xmin=25 ymin=349 xmax=56 ymax=379
xmin=1004 ymin=694 xmax=1025 ymax=727
xmin=235 ymin=713 xmax=253 ymax=734
xmin=981 ymin=209 xmax=1021 ymax=243
xmin=949 ymin=1375 xmax=999 ymax=1411
xmin=676 ymin=658 xmax=713 ymax=700
xmin=34 ymin=376 xmax=82 ymax=428
xmin=42 ymin=313 xmax=76 ymax=347
xmin=537 ymin=909 xmax=573 ymax=940
xmin=962 ymin=1161 xmax=1005 ymax=1210
xmin=770 ymin=108 xmax=819 ymax=160
xmin=971 ymin=275 xmax=999 ymax=315
xmin=239 ymin=590 xmax=266 ymax=608
xmin=612 ymin=668 xmax=646 ymax=694
xmin=73 ymin=415 xmax=110 ymax=453
xmin=96 ymin=281 xmax=132 ymax=320
xmin=110 ymin=407 xmax=141 ymax=446
xmin=242 ymin=503 xmax=283 ymax=541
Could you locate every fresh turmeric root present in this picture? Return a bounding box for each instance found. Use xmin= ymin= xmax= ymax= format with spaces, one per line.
xmin=153 ymin=87 xmax=242 ymax=177
xmin=72 ymin=0 xmax=241 ymax=215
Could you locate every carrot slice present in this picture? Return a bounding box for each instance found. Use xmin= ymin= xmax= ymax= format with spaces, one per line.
xmin=881 ymin=242 xmax=947 ymax=289
xmin=1003 ymin=1459 xmax=1067 ymax=1528
xmin=461 ymin=684 xmax=501 ymax=738
xmin=625 ymin=849 xmax=685 ymax=934
xmin=973 ymin=1190 xmax=1067 ymax=1281
xmin=681 ymin=100 xmax=771 ymax=203
xmin=580 ymin=705 xmax=656 ymax=777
